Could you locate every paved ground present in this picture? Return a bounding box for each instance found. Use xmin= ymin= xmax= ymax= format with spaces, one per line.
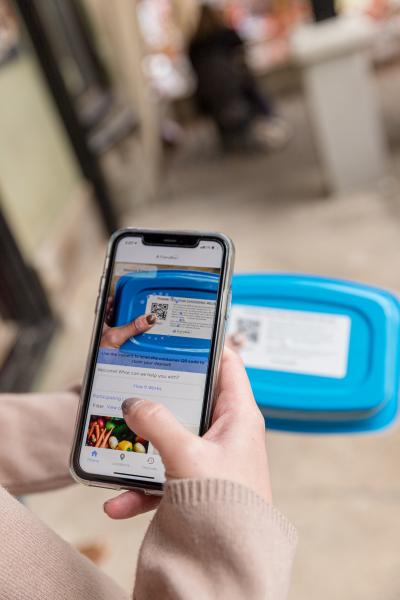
xmin=29 ymin=64 xmax=400 ymax=599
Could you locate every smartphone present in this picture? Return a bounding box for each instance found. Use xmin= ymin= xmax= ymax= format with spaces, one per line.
xmin=70 ymin=229 xmax=234 ymax=494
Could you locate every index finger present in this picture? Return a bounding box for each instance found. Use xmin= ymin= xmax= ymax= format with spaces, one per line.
xmin=102 ymin=313 xmax=156 ymax=348
xmin=104 ymin=490 xmax=160 ymax=520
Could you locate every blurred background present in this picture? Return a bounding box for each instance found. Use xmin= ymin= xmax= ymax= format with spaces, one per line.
xmin=1 ymin=0 xmax=400 ymax=598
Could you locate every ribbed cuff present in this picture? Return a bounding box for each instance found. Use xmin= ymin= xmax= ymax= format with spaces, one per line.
xmin=164 ymin=478 xmax=298 ymax=544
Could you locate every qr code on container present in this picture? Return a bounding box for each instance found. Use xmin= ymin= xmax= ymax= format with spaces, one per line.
xmin=150 ymin=302 xmax=169 ymax=321
xmin=236 ymin=318 xmax=261 ymax=343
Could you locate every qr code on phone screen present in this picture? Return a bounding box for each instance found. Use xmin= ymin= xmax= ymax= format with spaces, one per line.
xmin=150 ymin=302 xmax=169 ymax=321
xmin=236 ymin=318 xmax=261 ymax=343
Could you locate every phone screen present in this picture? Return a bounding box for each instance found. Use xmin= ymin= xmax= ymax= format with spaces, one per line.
xmin=77 ymin=234 xmax=226 ymax=487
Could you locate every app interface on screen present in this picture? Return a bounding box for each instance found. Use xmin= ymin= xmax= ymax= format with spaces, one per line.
xmin=79 ymin=236 xmax=223 ymax=484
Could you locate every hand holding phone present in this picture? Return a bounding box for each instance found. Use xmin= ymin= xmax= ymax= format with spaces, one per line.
xmin=71 ymin=230 xmax=234 ymax=493
xmin=104 ymin=346 xmax=272 ymax=519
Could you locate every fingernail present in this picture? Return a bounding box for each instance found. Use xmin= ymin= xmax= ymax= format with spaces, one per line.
xmin=121 ymin=398 xmax=142 ymax=414
xmin=146 ymin=313 xmax=157 ymax=325
xmin=230 ymin=332 xmax=245 ymax=348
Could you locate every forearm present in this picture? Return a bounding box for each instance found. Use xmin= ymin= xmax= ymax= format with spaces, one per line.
xmin=0 ymin=486 xmax=128 ymax=600
xmin=134 ymin=479 xmax=297 ymax=600
xmin=0 ymin=390 xmax=78 ymax=495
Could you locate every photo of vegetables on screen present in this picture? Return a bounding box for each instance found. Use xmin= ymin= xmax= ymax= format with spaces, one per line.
xmin=86 ymin=415 xmax=149 ymax=453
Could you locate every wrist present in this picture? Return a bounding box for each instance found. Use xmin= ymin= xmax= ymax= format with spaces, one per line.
xmin=163 ymin=478 xmax=296 ymax=543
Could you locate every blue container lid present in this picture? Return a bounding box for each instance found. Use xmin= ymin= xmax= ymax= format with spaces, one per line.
xmin=230 ymin=274 xmax=400 ymax=433
xmin=113 ymin=269 xmax=219 ymax=357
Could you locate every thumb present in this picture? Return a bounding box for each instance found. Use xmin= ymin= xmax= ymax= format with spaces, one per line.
xmin=101 ymin=313 xmax=156 ymax=349
xmin=121 ymin=398 xmax=195 ymax=470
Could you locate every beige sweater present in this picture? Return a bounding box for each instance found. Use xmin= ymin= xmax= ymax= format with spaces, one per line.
xmin=0 ymin=392 xmax=297 ymax=600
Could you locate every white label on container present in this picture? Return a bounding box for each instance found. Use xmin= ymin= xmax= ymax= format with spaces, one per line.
xmin=228 ymin=305 xmax=351 ymax=379
xmin=144 ymin=295 xmax=215 ymax=340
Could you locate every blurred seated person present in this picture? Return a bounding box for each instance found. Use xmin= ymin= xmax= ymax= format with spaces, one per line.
xmin=188 ymin=3 xmax=290 ymax=151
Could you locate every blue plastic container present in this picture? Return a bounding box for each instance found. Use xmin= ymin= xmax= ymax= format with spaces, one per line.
xmin=230 ymin=274 xmax=400 ymax=433
xmin=113 ymin=269 xmax=219 ymax=357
